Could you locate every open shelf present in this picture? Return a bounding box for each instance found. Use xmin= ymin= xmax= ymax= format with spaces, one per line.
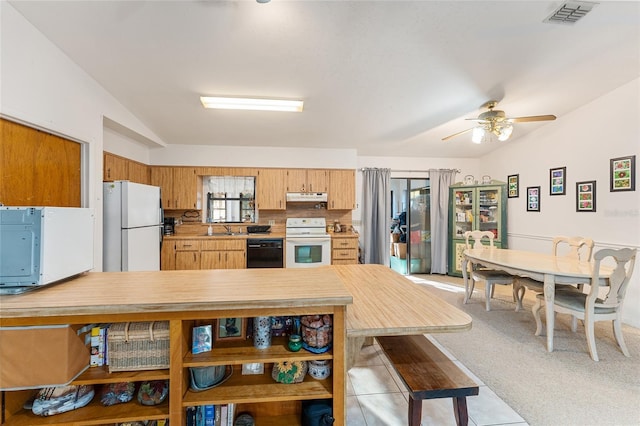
xmin=182 ymin=372 xmax=333 ymax=406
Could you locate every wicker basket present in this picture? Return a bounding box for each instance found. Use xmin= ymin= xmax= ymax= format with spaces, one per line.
xmin=107 ymin=322 xmax=170 ymax=373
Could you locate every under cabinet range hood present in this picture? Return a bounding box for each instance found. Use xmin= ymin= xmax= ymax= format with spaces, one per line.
xmin=286 ymin=192 xmax=328 ymax=203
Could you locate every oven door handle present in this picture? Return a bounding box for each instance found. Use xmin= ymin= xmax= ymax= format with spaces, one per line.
xmin=287 ymin=237 xmax=331 ymax=244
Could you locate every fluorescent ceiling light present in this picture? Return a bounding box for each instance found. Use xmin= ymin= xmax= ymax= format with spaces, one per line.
xmin=200 ymin=96 xmax=304 ymax=112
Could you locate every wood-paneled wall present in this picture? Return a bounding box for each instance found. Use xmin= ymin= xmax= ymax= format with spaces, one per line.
xmin=0 ymin=118 xmax=82 ymax=207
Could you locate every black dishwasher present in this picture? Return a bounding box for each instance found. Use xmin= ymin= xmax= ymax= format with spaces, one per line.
xmin=246 ymin=239 xmax=284 ymax=268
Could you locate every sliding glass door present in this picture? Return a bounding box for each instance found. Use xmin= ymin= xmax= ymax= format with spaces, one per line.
xmin=390 ymin=178 xmax=431 ymax=275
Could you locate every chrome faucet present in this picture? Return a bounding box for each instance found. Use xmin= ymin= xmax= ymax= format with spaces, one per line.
xmin=223 ymin=225 xmax=232 ymax=234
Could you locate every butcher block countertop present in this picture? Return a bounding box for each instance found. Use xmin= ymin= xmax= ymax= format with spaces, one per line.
xmin=0 ymin=265 xmax=471 ymax=337
xmin=0 ymin=268 xmax=352 ymax=325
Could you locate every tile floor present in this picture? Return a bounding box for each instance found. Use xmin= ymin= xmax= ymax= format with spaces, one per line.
xmin=346 ymin=339 xmax=528 ymax=426
xmin=345 ymin=272 xmax=530 ymax=426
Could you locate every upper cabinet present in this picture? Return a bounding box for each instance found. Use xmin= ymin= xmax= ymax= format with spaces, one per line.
xmin=256 ymin=169 xmax=286 ymax=210
xmin=328 ymin=169 xmax=356 ymax=210
xmin=150 ymin=166 xmax=199 ymax=210
xmin=103 ymin=152 xmax=150 ymax=185
xmin=286 ymin=169 xmax=328 ymax=193
xmin=103 ymin=153 xmax=128 ymax=181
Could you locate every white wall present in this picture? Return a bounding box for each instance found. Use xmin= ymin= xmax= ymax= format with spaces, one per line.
xmin=481 ymin=78 xmax=640 ymax=327
xmin=1 ymin=2 xmax=166 ymax=270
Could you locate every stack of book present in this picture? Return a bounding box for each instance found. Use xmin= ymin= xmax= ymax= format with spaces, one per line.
xmin=186 ymin=404 xmax=236 ymax=426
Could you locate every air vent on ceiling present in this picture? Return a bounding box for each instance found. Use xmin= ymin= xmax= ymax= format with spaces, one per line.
xmin=544 ymin=2 xmax=598 ymax=25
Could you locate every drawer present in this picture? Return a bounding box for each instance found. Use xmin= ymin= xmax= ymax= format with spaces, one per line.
xmin=332 ymin=259 xmax=358 ymax=265
xmin=175 ymin=240 xmax=201 ymax=251
xmin=332 ymin=249 xmax=357 ymax=260
xmin=201 ymin=239 xmax=245 ymax=251
xmin=332 ymin=238 xmax=358 ymax=250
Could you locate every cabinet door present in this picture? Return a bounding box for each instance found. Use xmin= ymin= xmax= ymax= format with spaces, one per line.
xmin=173 ymin=167 xmax=198 ymax=209
xmin=175 ymin=251 xmax=200 ymax=270
xmin=103 ymin=153 xmax=128 ymax=181
xmin=161 ymin=240 xmax=176 ymax=270
xmin=225 ymin=250 xmax=246 ymax=269
xmin=150 ymin=167 xmax=174 ymax=209
xmin=307 ymin=169 xmax=328 ymax=193
xmin=451 ymin=188 xmax=475 ymax=239
xmin=328 ymin=169 xmax=355 ymax=210
xmin=128 ymin=160 xmax=150 ymax=184
xmin=256 ymin=169 xmax=286 ymax=210
xmin=201 ymin=251 xmax=223 ymax=269
xmin=285 ymin=169 xmax=307 ymax=193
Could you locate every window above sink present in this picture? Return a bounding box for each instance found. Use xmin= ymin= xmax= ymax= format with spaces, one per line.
xmin=204 ymin=176 xmax=255 ymax=223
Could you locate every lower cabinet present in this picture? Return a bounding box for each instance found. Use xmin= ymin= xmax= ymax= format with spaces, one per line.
xmin=175 ymin=240 xmax=201 ymax=270
xmin=166 ymin=239 xmax=247 ymax=270
xmin=200 ymin=240 xmax=246 ymax=269
xmin=331 ymin=236 xmax=359 ymax=265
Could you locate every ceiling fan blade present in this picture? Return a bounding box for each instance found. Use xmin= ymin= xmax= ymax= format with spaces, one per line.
xmin=509 ymin=114 xmax=556 ymax=123
xmin=442 ymin=128 xmax=473 ymax=141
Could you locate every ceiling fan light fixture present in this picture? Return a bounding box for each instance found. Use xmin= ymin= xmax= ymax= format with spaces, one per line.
xmin=472 ymin=127 xmax=485 ymax=144
xmin=497 ymin=123 xmax=513 ymax=141
xmin=200 ymin=96 xmax=304 ymax=112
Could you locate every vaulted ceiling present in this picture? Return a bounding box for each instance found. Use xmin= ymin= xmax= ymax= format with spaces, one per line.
xmin=9 ymin=1 xmax=640 ymax=158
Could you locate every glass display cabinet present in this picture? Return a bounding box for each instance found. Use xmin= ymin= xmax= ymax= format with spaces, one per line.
xmin=447 ymin=180 xmax=507 ymax=277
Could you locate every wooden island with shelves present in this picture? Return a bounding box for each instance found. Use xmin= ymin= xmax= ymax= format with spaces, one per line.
xmin=0 ymin=268 xmax=352 ymax=426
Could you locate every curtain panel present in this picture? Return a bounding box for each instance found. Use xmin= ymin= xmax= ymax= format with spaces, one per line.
xmin=429 ymin=169 xmax=458 ymax=274
xmin=361 ymin=168 xmax=391 ymax=265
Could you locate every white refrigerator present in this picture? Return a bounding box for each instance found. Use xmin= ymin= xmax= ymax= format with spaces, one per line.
xmin=103 ymin=181 xmax=163 ymax=272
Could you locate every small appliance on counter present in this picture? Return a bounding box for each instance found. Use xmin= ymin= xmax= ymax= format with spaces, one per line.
xmin=0 ymin=207 xmax=95 ymax=294
xmin=163 ymin=217 xmax=176 ymax=235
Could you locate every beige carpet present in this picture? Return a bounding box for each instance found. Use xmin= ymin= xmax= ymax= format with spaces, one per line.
xmin=412 ymin=274 xmax=640 ymax=426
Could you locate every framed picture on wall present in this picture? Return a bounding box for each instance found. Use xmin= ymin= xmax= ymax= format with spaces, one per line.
xmin=507 ymin=174 xmax=519 ymax=198
xmin=610 ymin=155 xmax=635 ymax=192
xmin=576 ymin=181 xmax=597 ymax=212
xmin=549 ymin=166 xmax=566 ymax=195
xmin=527 ymin=186 xmax=540 ymax=212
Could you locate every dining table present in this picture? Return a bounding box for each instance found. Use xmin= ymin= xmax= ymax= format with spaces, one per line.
xmin=462 ymin=248 xmax=612 ymax=352
xmin=331 ymin=264 xmax=473 ymax=369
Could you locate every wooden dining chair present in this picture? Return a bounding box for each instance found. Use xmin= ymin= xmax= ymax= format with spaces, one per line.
xmin=513 ymin=236 xmax=594 ymax=312
xmin=463 ymin=230 xmax=514 ymax=311
xmin=532 ymin=247 xmax=636 ymax=361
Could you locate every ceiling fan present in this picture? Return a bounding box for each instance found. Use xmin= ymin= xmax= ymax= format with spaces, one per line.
xmin=442 ymin=100 xmax=556 ymax=143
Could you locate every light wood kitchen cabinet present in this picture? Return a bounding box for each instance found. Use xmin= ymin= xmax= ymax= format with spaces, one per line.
xmin=285 ymin=169 xmax=328 ymax=193
xmin=332 ymin=235 xmax=359 ymax=264
xmin=328 ymin=169 xmax=356 ymax=210
xmin=201 ymin=239 xmax=246 ymax=269
xmin=174 ymin=239 xmax=201 ymax=270
xmin=161 ymin=239 xmax=176 ymax=271
xmin=151 ymin=166 xmax=199 ymax=210
xmin=128 ymin=160 xmax=150 ymax=184
xmin=103 ymin=152 xmax=150 ymax=184
xmin=103 ymin=152 xmax=128 ymax=181
xmin=256 ymin=168 xmax=286 ymax=210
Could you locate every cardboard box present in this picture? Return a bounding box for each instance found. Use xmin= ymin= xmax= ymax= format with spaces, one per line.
xmin=0 ymin=324 xmax=90 ymax=390
xmin=393 ymin=243 xmax=407 ymax=259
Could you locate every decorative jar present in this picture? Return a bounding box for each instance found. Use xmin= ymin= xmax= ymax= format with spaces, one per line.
xmin=288 ymin=334 xmax=302 ymax=352
xmin=308 ymin=360 xmax=331 ymax=380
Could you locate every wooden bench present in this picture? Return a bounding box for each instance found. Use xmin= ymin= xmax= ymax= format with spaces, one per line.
xmin=377 ymin=335 xmax=479 ymax=426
